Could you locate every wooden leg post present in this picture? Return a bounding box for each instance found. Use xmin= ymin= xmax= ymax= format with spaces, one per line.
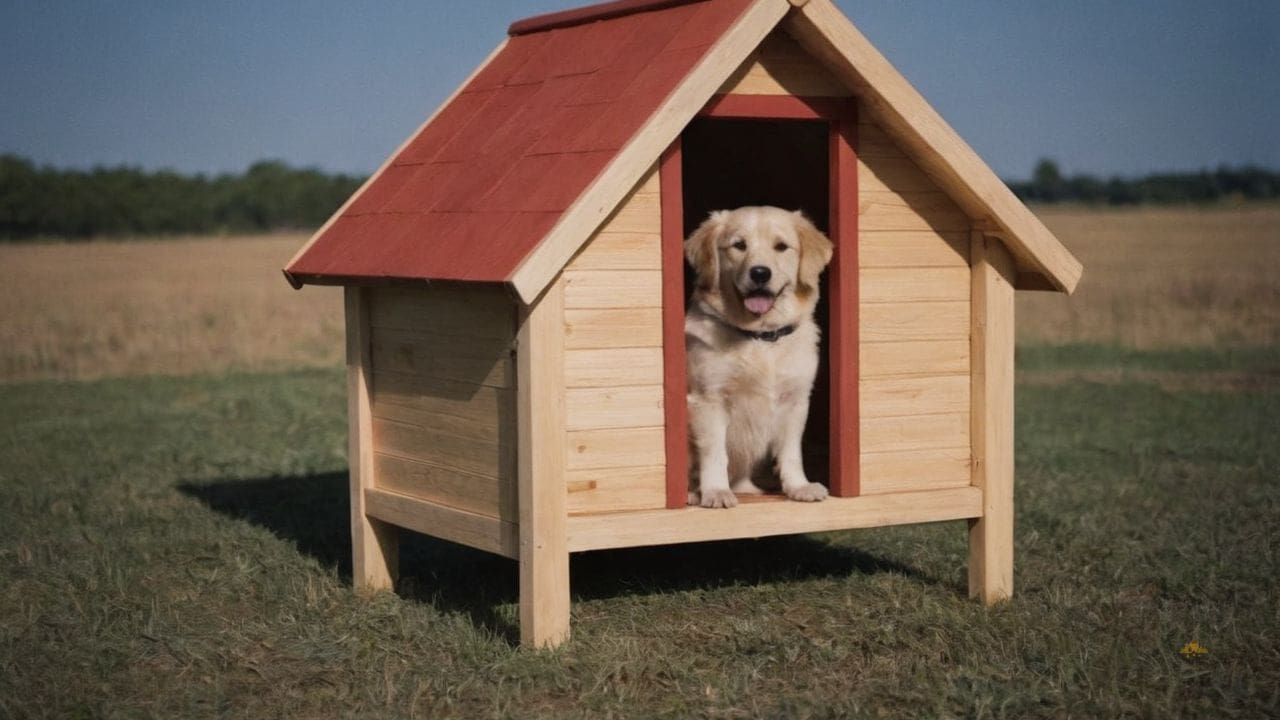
xmin=968 ymin=233 xmax=1015 ymax=604
xmin=517 ymin=278 xmax=570 ymax=648
xmin=346 ymin=286 xmax=398 ymax=591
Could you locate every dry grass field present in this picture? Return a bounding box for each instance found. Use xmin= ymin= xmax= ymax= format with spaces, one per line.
xmin=0 ymin=205 xmax=1276 ymax=383
xmin=1021 ymin=204 xmax=1280 ymax=347
xmin=0 ymin=234 xmax=342 ymax=382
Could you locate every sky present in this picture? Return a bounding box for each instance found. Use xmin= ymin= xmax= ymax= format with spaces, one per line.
xmin=1 ymin=1 xmax=1276 ymax=181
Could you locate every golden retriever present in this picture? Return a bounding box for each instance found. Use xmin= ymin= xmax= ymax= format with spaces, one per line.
xmin=684 ymin=206 xmax=834 ymax=508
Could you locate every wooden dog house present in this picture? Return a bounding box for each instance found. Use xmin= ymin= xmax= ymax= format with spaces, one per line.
xmin=284 ymin=0 xmax=1082 ymax=648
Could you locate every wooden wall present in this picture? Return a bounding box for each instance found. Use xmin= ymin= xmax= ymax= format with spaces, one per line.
xmin=365 ymin=285 xmax=519 ymax=526
xmin=561 ymin=166 xmax=668 ymax=514
xmin=719 ymin=29 xmax=849 ymax=97
xmin=858 ymin=119 xmax=973 ymax=494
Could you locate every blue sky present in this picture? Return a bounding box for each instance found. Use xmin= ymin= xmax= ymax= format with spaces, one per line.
xmin=1 ymin=1 xmax=1276 ymax=180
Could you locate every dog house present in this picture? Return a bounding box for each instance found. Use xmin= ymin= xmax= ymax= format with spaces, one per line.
xmin=284 ymin=0 xmax=1082 ymax=648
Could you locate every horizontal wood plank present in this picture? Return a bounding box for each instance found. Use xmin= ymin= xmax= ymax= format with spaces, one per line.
xmin=860 ymin=191 xmax=969 ymax=233
xmin=566 ymin=487 xmax=983 ymax=552
xmin=861 ymin=339 xmax=969 ymax=378
xmin=566 ymin=426 xmax=665 ymax=470
xmin=373 ymin=416 xmax=514 ymax=479
xmin=566 ymin=385 xmax=665 ymax=431
xmin=567 ymin=232 xmax=661 ymax=271
xmin=371 ymin=371 xmax=514 ymax=437
xmin=368 ymin=285 xmax=515 ymax=339
xmin=856 ymin=121 xmax=902 ymax=158
xmin=861 ymin=301 xmax=969 ymax=342
xmin=563 ymin=269 xmax=662 ymax=309
xmin=860 ymin=447 xmax=972 ymax=494
xmin=719 ymin=31 xmax=850 ymax=97
xmin=370 ymin=327 xmax=513 ymax=388
xmin=566 ymin=466 xmax=667 ymax=515
xmin=859 ymin=154 xmax=940 ymax=194
xmin=564 ymin=307 xmax=663 ymax=349
xmin=861 ymin=266 xmax=970 ymax=303
xmin=599 ymin=192 xmax=660 ymax=234
xmin=565 ymin=347 xmax=664 ymax=388
xmin=859 ymin=231 xmax=969 ymax=268
xmin=365 ymin=488 xmax=518 ymax=559
xmin=861 ymin=412 xmax=970 ymax=454
xmin=374 ymin=452 xmax=515 ymax=521
xmin=861 ymin=374 xmax=970 ymax=418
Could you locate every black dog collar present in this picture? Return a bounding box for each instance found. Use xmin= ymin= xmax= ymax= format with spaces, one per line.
xmin=735 ymin=324 xmax=797 ymax=343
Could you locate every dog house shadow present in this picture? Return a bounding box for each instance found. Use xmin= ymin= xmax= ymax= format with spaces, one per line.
xmin=180 ymin=473 xmax=940 ymax=644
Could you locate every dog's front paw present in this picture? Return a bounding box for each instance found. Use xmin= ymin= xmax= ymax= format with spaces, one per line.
xmin=785 ymin=482 xmax=829 ymax=502
xmin=699 ymin=487 xmax=738 ymax=508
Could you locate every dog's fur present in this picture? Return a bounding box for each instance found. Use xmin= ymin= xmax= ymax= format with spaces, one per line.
xmin=684 ymin=206 xmax=834 ymax=508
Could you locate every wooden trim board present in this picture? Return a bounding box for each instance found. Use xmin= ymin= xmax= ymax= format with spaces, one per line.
xmin=364 ymin=488 xmax=518 ymax=559
xmin=567 ymin=487 xmax=982 ymax=552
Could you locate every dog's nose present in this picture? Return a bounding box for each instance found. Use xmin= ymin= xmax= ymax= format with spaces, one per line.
xmin=749 ymin=266 xmax=771 ymax=285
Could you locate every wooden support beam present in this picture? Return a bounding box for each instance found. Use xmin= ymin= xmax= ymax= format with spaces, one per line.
xmin=345 ymin=287 xmax=399 ymax=592
xmin=968 ymin=232 xmax=1016 ymax=604
xmin=517 ymin=278 xmax=571 ymax=648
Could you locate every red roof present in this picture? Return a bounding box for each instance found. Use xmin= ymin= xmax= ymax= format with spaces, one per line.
xmin=286 ymin=0 xmax=754 ymax=287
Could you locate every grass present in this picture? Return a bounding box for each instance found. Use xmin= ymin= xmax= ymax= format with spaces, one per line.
xmin=2 ymin=352 xmax=1278 ymax=717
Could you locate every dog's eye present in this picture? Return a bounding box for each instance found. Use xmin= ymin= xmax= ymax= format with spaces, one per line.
xmin=731 ymin=239 xmax=747 ymax=251
xmin=774 ymin=241 xmax=789 ymax=252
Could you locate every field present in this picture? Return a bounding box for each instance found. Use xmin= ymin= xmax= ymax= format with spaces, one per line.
xmin=1 ymin=206 xmax=1278 ymax=717
xmin=2 ymin=206 xmax=1278 ymax=383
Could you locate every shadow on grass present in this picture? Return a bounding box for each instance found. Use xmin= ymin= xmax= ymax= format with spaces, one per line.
xmin=180 ymin=473 xmax=930 ymax=644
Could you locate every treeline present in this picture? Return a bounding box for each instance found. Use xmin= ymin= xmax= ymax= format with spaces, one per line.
xmin=1008 ymin=159 xmax=1280 ymax=205
xmin=0 ymin=154 xmax=363 ymax=240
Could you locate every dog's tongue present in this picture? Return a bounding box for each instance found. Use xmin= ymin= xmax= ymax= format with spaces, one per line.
xmin=744 ymin=294 xmax=775 ymax=315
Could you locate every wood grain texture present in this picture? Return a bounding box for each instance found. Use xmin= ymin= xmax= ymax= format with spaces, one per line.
xmin=563 ymin=270 xmax=663 ymax=309
xmin=345 ymin=287 xmax=398 ymax=591
xmin=860 ymin=374 xmax=970 ymax=419
xmin=566 ymin=466 xmax=667 ymax=514
xmin=564 ymin=307 xmax=664 ymax=349
xmin=369 ymin=327 xmax=513 ymax=388
xmin=860 ymin=447 xmax=972 ymax=494
xmin=567 ymin=232 xmax=662 ymax=270
xmin=859 ymin=192 xmax=968 ymax=233
xmin=375 ymin=452 xmax=515 ymax=521
xmin=860 ymin=412 xmax=969 ymax=454
xmin=517 ymin=277 xmax=570 ymax=648
xmin=859 ymin=231 xmax=968 ymax=268
xmin=566 ymin=426 xmax=666 ymax=470
xmin=565 ymin=385 xmax=665 ymax=431
xmin=860 ymin=266 xmax=970 ymax=303
xmin=860 ymin=339 xmax=969 ymax=378
xmin=566 ymin=487 xmax=982 ymax=551
xmin=565 ymin=347 xmax=664 ymax=388
xmin=718 ymin=28 xmax=850 ymax=97
xmin=368 ymin=285 xmax=515 ymax=339
xmin=861 ymin=301 xmax=969 ymax=342
xmin=364 ymin=488 xmax=518 ymax=559
xmin=968 ymin=232 xmax=1017 ymax=605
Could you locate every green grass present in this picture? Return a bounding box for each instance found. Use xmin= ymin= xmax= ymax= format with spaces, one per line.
xmin=2 ymin=352 xmax=1278 ymax=718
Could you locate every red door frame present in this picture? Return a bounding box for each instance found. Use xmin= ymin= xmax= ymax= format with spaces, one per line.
xmin=660 ymin=94 xmax=860 ymax=508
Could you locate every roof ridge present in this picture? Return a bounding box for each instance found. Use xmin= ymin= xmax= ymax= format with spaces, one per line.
xmin=508 ymin=0 xmax=706 ymax=36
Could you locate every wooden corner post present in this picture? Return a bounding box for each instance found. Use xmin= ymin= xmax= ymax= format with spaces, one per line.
xmin=968 ymin=232 xmax=1016 ymax=604
xmin=345 ymin=286 xmax=399 ymax=592
xmin=517 ymin=278 xmax=571 ymax=648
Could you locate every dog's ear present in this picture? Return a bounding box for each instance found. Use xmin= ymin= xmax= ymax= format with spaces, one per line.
xmin=794 ymin=211 xmax=834 ymax=294
xmin=685 ymin=211 xmax=727 ymax=293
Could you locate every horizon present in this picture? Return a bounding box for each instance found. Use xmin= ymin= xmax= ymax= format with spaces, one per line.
xmin=2 ymin=1 xmax=1277 ymax=181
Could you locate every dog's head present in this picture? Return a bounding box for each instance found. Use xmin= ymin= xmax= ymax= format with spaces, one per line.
xmin=685 ymin=206 xmax=834 ymax=330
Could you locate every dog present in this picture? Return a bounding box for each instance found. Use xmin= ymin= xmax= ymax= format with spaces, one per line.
xmin=684 ymin=206 xmax=834 ymax=509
